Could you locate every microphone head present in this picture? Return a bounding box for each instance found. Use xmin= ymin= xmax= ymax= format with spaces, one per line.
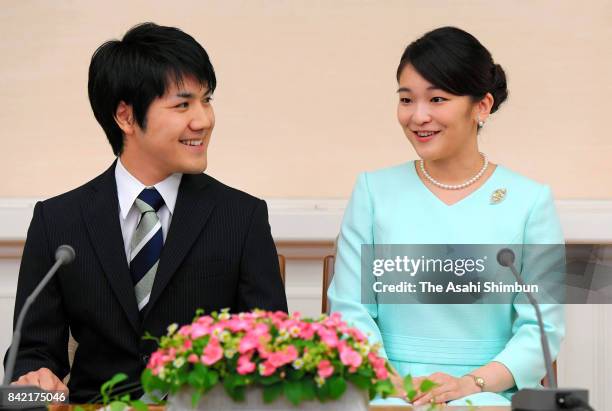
xmin=55 ymin=245 xmax=76 ymax=265
xmin=497 ymin=248 xmax=515 ymax=267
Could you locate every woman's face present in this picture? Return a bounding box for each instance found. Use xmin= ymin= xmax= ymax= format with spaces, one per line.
xmin=397 ymin=64 xmax=483 ymax=162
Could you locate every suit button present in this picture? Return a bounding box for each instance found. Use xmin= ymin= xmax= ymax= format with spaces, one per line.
xmin=141 ymin=354 xmax=150 ymax=366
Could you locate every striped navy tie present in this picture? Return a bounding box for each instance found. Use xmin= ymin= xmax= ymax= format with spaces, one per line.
xmin=130 ymin=188 xmax=165 ymax=312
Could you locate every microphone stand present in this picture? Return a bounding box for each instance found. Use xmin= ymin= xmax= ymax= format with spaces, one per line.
xmin=497 ymin=248 xmax=592 ymax=411
xmin=1 ymin=245 xmax=75 ymax=409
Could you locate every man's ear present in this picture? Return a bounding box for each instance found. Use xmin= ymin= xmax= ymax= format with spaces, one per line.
xmin=114 ymin=101 xmax=135 ymax=136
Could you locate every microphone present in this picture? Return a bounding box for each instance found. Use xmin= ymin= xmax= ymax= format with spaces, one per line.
xmin=497 ymin=248 xmax=591 ymax=411
xmin=54 ymin=245 xmax=76 ymax=266
xmin=497 ymin=248 xmax=555 ymax=388
xmin=1 ymin=245 xmax=75 ymax=408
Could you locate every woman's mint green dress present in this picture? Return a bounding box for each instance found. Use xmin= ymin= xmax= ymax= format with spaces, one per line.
xmin=328 ymin=161 xmax=565 ymax=406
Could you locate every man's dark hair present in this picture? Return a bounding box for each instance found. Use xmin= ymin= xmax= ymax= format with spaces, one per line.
xmin=88 ymin=22 xmax=216 ymax=155
xmin=397 ymin=26 xmax=508 ymax=114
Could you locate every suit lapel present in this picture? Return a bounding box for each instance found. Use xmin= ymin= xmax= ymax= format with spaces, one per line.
xmin=81 ymin=162 xmax=141 ymax=334
xmin=144 ymin=173 xmax=215 ymax=317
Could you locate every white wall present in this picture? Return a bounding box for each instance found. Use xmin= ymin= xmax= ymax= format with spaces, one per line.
xmin=1 ymin=0 xmax=612 ymax=199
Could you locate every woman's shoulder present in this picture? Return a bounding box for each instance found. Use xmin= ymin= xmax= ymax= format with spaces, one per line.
xmin=494 ymin=164 xmax=553 ymax=200
xmin=357 ymin=161 xmax=415 ymax=184
xmin=349 ymin=162 xmax=418 ymax=200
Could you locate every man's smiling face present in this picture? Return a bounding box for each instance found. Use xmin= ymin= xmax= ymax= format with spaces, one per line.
xmin=120 ymin=75 xmax=215 ymax=183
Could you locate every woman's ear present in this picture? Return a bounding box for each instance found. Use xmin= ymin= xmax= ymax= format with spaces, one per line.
xmin=114 ymin=101 xmax=135 ymax=135
xmin=476 ymin=92 xmax=494 ymax=124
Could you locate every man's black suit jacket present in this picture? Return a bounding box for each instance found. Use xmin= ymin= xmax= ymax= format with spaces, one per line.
xmin=7 ymin=163 xmax=288 ymax=402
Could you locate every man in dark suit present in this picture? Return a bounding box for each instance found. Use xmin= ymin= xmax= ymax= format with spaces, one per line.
xmin=6 ymin=22 xmax=287 ymax=402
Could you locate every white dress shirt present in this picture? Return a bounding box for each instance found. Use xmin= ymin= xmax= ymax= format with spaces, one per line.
xmin=114 ymin=158 xmax=182 ymax=263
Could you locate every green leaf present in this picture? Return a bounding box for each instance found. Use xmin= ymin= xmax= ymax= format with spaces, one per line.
xmin=141 ymin=332 xmax=160 ymax=343
xmin=74 ymin=407 xmax=86 ymax=411
xmin=177 ymin=368 xmax=190 ymax=385
xmin=259 ymin=375 xmax=281 ymax=385
xmin=140 ymin=369 xmax=169 ymax=394
xmin=105 ymin=372 xmax=128 ymax=389
xmin=232 ymin=385 xmax=246 ymax=402
xmin=284 ymin=380 xmax=302 ymax=405
xmin=193 ymin=362 xmax=207 ymax=375
xmin=109 ymin=401 xmax=128 ymax=411
xmin=130 ymin=399 xmax=148 ymax=411
xmin=328 ymin=377 xmax=347 ymax=400
xmin=315 ymin=381 xmax=330 ymax=401
xmin=191 ymin=390 xmax=202 ymax=408
xmin=375 ymin=379 xmax=395 ymax=398
xmin=224 ymin=377 xmax=246 ymax=402
xmin=287 ymin=368 xmax=305 ymax=381
xmin=206 ymin=370 xmax=219 ymax=387
xmin=403 ymin=374 xmax=414 ymax=394
xmin=188 ymin=372 xmax=204 ymax=389
xmin=407 ymin=389 xmax=417 ymax=402
xmin=347 ymin=374 xmax=370 ymax=390
xmin=358 ymin=367 xmax=374 ymax=378
xmin=100 ymin=373 xmax=129 ymax=404
xmin=262 ymin=383 xmax=283 ymax=403
xmin=301 ymin=379 xmax=316 ymax=401
xmin=420 ymin=379 xmax=437 ymax=393
xmin=141 ymin=368 xmax=153 ymax=391
xmin=223 ymin=378 xmax=234 ymax=398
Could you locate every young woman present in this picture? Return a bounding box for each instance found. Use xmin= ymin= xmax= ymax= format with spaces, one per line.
xmin=328 ymin=27 xmax=564 ymax=406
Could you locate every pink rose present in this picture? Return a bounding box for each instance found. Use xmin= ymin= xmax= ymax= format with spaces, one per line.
xmin=190 ymin=323 xmax=210 ymax=339
xmin=252 ymin=323 xmax=270 ymax=338
xmin=317 ymin=360 xmax=334 ymax=379
xmin=237 ymin=354 xmax=256 ymax=375
xmin=238 ymin=334 xmax=260 ymax=354
xmin=201 ymin=338 xmax=223 ymax=365
xmin=271 ymin=311 xmax=288 ymax=322
xmin=349 ymin=328 xmax=367 ymax=342
xmin=178 ymin=325 xmax=192 ymax=336
xmin=317 ymin=328 xmax=339 ymax=348
xmin=258 ymin=346 xmax=271 ymax=359
xmin=375 ymin=366 xmax=389 ymax=380
xmin=368 ymin=352 xmax=385 ymax=368
xmin=227 ymin=318 xmax=251 ymax=332
xmin=196 ymin=316 xmax=214 ymax=326
xmin=188 ymin=353 xmax=199 ymax=363
xmin=339 ymin=347 xmax=362 ymax=369
xmin=268 ymin=345 xmax=299 ymax=367
xmin=147 ymin=351 xmax=165 ymax=369
xmin=367 ymin=353 xmax=388 ymax=379
xmin=259 ymin=360 xmax=277 ymax=376
xmin=298 ymin=323 xmax=315 ymax=340
xmin=284 ymin=345 xmax=298 ymax=362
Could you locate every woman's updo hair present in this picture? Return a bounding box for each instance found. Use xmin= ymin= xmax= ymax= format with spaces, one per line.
xmin=397 ymin=27 xmax=508 ymax=114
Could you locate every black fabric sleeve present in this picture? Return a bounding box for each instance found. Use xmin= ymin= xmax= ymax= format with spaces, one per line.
xmin=5 ymin=201 xmax=70 ymax=380
xmin=236 ymin=200 xmax=288 ymax=313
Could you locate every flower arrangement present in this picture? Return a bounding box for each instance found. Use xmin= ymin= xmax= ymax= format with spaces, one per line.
xmin=140 ymin=309 xmax=396 ymax=407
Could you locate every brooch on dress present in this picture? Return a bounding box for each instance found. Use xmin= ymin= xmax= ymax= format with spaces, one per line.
xmin=490 ymin=188 xmax=507 ymax=204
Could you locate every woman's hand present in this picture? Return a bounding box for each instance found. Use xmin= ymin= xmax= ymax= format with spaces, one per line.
xmin=412 ymin=372 xmax=480 ymax=406
xmin=388 ymin=367 xmax=407 ymax=398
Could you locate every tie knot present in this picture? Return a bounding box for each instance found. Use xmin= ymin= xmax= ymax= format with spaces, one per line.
xmin=135 ymin=188 xmax=165 ymax=213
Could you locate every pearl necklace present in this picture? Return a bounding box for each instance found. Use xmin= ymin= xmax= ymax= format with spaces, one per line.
xmin=419 ymin=153 xmax=489 ymax=190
